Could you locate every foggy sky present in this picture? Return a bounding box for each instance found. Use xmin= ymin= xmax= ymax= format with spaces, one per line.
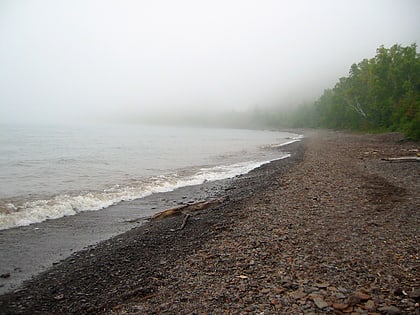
xmin=1 ymin=0 xmax=419 ymax=124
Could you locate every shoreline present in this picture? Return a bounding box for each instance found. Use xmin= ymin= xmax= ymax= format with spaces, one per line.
xmin=0 ymin=140 xmax=302 ymax=297
xmin=1 ymin=130 xmax=419 ymax=314
xmin=1 ymin=125 xmax=298 ymax=232
xmin=0 ymin=178 xmax=235 ymax=295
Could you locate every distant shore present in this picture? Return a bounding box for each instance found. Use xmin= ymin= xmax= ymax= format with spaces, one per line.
xmin=1 ymin=130 xmax=419 ymax=314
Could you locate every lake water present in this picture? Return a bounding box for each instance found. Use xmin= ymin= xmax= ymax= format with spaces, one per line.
xmin=0 ymin=123 xmax=300 ymax=230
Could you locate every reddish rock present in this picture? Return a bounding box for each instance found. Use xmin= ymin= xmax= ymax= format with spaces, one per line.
xmin=354 ymin=291 xmax=370 ymax=300
xmin=333 ymin=302 xmax=349 ymax=310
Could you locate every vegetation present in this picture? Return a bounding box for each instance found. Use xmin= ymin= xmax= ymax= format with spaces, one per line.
xmin=134 ymin=44 xmax=419 ymax=140
xmin=293 ymin=43 xmax=420 ymax=140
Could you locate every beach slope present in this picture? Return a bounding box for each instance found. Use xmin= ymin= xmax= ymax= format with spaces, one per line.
xmin=1 ymin=130 xmax=419 ymax=314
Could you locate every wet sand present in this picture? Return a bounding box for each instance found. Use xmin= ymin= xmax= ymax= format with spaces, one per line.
xmin=1 ymin=130 xmax=419 ymax=314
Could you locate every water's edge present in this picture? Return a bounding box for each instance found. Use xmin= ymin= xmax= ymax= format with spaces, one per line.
xmin=0 ymin=140 xmax=302 ymax=295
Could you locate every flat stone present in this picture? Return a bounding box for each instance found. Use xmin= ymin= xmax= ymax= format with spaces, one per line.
xmin=289 ymin=289 xmax=306 ymax=300
xmin=378 ymin=305 xmax=402 ymax=315
xmin=354 ymin=291 xmax=370 ymax=300
xmin=313 ymin=297 xmax=328 ymax=309
xmin=364 ymin=300 xmax=376 ymax=311
xmin=272 ymin=287 xmax=285 ymax=294
xmin=346 ymin=294 xmax=361 ymax=306
xmin=335 ymin=292 xmax=346 ymax=299
xmin=333 ymin=303 xmax=349 ymax=310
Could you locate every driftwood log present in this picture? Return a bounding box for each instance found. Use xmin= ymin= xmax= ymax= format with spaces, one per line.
xmin=381 ymin=156 xmax=420 ymax=163
xmin=151 ymin=197 xmax=226 ymax=221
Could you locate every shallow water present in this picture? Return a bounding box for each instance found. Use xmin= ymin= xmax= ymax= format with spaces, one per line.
xmin=0 ymin=123 xmax=299 ymax=229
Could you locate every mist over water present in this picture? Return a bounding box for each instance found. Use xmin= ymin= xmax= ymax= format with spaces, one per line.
xmin=0 ymin=123 xmax=299 ymax=230
xmin=1 ymin=1 xmax=419 ymax=124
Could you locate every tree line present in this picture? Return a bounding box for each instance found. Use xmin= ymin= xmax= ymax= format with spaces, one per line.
xmin=291 ymin=43 xmax=420 ymax=140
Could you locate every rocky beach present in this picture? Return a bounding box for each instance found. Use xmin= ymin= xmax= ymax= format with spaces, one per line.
xmin=0 ymin=130 xmax=419 ymax=315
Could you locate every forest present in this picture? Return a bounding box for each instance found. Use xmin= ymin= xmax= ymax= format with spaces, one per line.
xmin=137 ymin=43 xmax=419 ymax=140
xmin=287 ymin=43 xmax=420 ymax=140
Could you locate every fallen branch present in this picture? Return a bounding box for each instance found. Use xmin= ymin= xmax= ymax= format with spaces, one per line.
xmin=179 ymin=214 xmax=190 ymax=230
xmin=171 ymin=214 xmax=191 ymax=232
xmin=151 ymin=197 xmax=226 ymax=221
xmin=381 ymin=157 xmax=420 ymax=163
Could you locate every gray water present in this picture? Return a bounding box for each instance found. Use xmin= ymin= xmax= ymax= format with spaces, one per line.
xmin=0 ymin=122 xmax=299 ymax=230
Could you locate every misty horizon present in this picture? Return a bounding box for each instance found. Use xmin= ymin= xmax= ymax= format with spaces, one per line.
xmin=1 ymin=0 xmax=419 ymax=125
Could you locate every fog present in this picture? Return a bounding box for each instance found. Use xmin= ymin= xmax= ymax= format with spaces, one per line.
xmin=1 ymin=0 xmax=419 ymax=124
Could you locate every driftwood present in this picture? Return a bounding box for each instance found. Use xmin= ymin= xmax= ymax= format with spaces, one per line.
xmin=171 ymin=214 xmax=191 ymax=232
xmin=151 ymin=197 xmax=226 ymax=221
xmin=381 ymin=156 xmax=420 ymax=163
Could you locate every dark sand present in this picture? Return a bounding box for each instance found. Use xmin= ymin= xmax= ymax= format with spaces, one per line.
xmin=0 ymin=130 xmax=419 ymax=314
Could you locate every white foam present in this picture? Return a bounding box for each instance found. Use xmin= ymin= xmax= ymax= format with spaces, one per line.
xmin=0 ymin=154 xmax=291 ymax=230
xmin=262 ymin=134 xmax=304 ymax=148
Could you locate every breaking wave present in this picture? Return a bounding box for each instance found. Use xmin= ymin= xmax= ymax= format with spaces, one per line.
xmin=0 ymin=155 xmax=290 ymax=230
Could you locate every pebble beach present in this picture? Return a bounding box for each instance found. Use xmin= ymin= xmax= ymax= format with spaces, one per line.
xmin=1 ymin=130 xmax=419 ymax=314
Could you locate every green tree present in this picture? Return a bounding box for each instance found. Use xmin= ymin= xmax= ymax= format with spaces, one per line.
xmin=308 ymin=43 xmax=420 ymax=139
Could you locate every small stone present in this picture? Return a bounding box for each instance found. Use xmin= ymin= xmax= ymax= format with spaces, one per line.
xmin=333 ymin=303 xmax=349 ymax=310
xmin=0 ymin=273 xmax=10 ymax=279
xmin=289 ymin=289 xmax=306 ymax=300
xmin=54 ymin=294 xmax=64 ymax=300
xmin=354 ymin=291 xmax=370 ymax=300
xmin=338 ymin=287 xmax=348 ymax=293
xmin=346 ymin=294 xmax=361 ymax=306
xmin=313 ymin=297 xmax=328 ymax=309
xmin=335 ymin=292 xmax=346 ymax=299
xmin=272 ymin=287 xmax=285 ymax=294
xmin=364 ymin=300 xmax=376 ymax=311
xmin=342 ymin=306 xmax=354 ymax=313
xmin=378 ymin=305 xmax=402 ymax=315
